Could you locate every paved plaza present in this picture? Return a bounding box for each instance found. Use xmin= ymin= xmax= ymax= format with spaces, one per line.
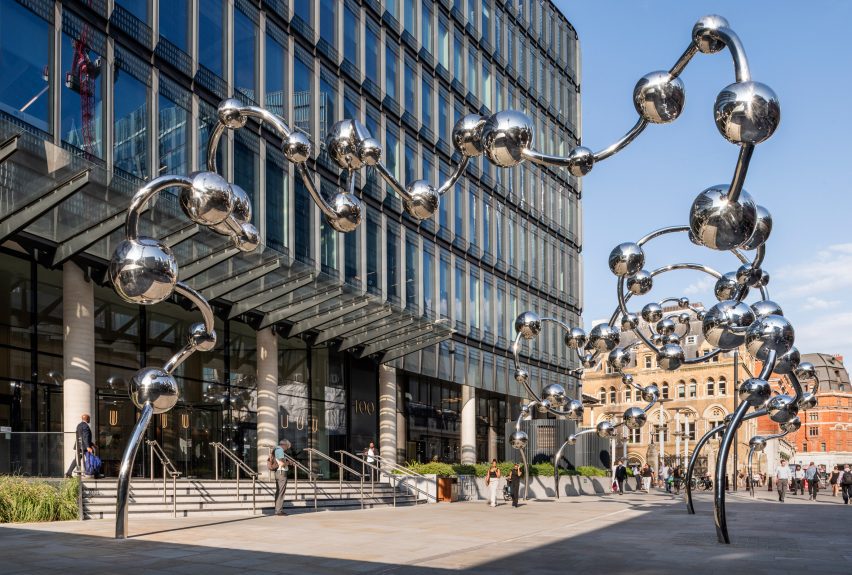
xmin=2 ymin=490 xmax=850 ymax=575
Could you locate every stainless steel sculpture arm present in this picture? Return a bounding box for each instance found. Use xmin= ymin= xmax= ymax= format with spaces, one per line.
xmin=125 ymin=175 xmax=194 ymax=240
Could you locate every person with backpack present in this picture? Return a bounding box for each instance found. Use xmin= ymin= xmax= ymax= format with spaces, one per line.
xmin=805 ymin=461 xmax=820 ymax=501
xmin=65 ymin=413 xmax=95 ymax=478
xmin=270 ymin=439 xmax=291 ymax=516
xmin=840 ymin=464 xmax=852 ymax=505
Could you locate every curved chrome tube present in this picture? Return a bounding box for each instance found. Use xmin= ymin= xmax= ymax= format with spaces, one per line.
xmin=115 ymin=402 xmax=154 ymax=539
xmin=669 ymin=44 xmax=699 ymax=78
xmin=715 ymin=27 xmax=751 ymax=82
xmin=727 ymin=144 xmax=754 ymax=204
xmin=126 ymin=175 xmax=193 ymax=240
xmin=162 ymin=282 xmax=216 ymax=374
xmin=295 ymin=162 xmax=337 ymax=218
xmin=374 ymin=161 xmax=412 ymax=202
xmin=593 ymin=118 xmax=649 ymax=163
xmin=436 ymin=156 xmax=470 ymax=195
xmin=685 ymin=422 xmax=725 ymax=515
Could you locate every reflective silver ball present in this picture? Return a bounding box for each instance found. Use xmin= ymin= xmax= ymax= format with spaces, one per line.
xmin=741 ymin=205 xmax=772 ymax=250
xmin=738 ymin=378 xmax=772 ymax=407
xmin=596 ymin=420 xmax=616 ymax=438
xmin=749 ymin=436 xmax=768 ymax=452
xmin=754 ymin=270 xmax=770 ymax=288
xmin=567 ymin=146 xmax=595 ymax=177
xmin=480 ymin=110 xmax=534 ymax=168
xmin=510 ymin=430 xmax=528 ymax=449
xmin=715 ymin=81 xmax=781 ymax=145
xmin=514 ymin=368 xmax=530 ymax=385
xmin=326 ymin=193 xmax=364 ymax=233
xmin=621 ymin=313 xmax=639 ymax=331
xmin=608 ymin=242 xmax=645 ymax=278
xmin=798 ymin=392 xmax=817 ymax=411
xmin=403 ymin=180 xmax=440 ymax=221
xmin=564 ymin=399 xmax=584 ymax=421
xmin=542 ymin=383 xmax=567 ymax=407
xmin=715 ymin=271 xmax=749 ymax=301
xmin=736 ymin=264 xmax=762 ymax=286
xmin=795 ymin=361 xmax=816 ymax=381
xmin=452 ymin=114 xmax=485 ymax=157
xmin=767 ymin=394 xmax=799 ymax=423
xmin=696 ymin=311 xmax=706 ymax=321
xmin=780 ymin=416 xmax=802 ymax=433
xmin=692 ymin=14 xmax=730 ymax=54
xmin=627 ymin=270 xmax=653 ymax=295
xmin=217 ymin=98 xmax=246 ymax=129
xmin=236 ymin=222 xmax=260 ymax=252
xmin=564 ymin=327 xmax=587 ymax=349
xmin=623 ymin=407 xmax=647 ymax=430
xmin=130 ymin=367 xmax=179 ymax=414
xmin=622 ymin=373 xmax=634 ymax=386
xmin=652 ymin=333 xmax=665 ymax=347
xmin=633 ymin=71 xmax=685 ymax=124
xmin=641 ymin=302 xmax=664 ymax=324
xmin=751 ymin=300 xmax=783 ymax=320
xmin=588 ymin=323 xmax=620 ymax=353
xmin=656 ymin=344 xmax=685 ymax=371
xmin=773 ymin=346 xmax=801 ymax=375
xmin=515 ymin=311 xmax=542 ymax=340
xmin=181 ymin=171 xmax=234 ymax=226
xmin=689 ymin=185 xmax=758 ymax=251
xmin=110 ymin=238 xmax=178 ymax=305
xmin=667 ymin=334 xmax=681 ymax=345
xmin=641 ymin=385 xmax=659 ymax=402
xmin=537 ymin=399 xmax=552 ymax=414
xmin=358 ymin=137 xmax=382 ymax=166
xmin=677 ymin=312 xmax=691 ymax=325
xmin=326 ymin=119 xmax=372 ymax=170
xmin=211 ymin=184 xmax=252 ymax=236
xmin=745 ymin=314 xmax=795 ymax=360
xmin=608 ymin=347 xmax=631 ymax=371
xmin=702 ymin=300 xmax=756 ymax=350
xmin=678 ymin=297 xmax=690 ymax=309
xmin=655 ymin=318 xmax=677 ymax=336
xmin=283 ymin=131 xmax=312 ymax=163
xmin=189 ymin=322 xmax=217 ymax=352
xmin=581 ymin=353 xmax=598 ymax=369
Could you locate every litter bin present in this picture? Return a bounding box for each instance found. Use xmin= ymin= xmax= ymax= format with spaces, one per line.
xmin=437 ymin=476 xmax=458 ymax=502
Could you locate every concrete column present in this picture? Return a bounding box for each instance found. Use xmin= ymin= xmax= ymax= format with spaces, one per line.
xmin=487 ymin=399 xmax=498 ymax=462
xmin=395 ymin=378 xmax=406 ymax=463
xmin=460 ymin=384 xmax=476 ymax=464
xmin=256 ymin=327 xmax=278 ymax=472
xmin=62 ymin=262 xmax=95 ymax=472
xmin=378 ymin=364 xmax=397 ymax=467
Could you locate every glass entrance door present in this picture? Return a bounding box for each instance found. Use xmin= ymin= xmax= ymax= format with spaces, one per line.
xmin=152 ymin=404 xmax=222 ymax=479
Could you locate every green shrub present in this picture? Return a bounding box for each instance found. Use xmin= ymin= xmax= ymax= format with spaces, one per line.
xmin=576 ymin=466 xmax=610 ymax=477
xmin=0 ymin=476 xmax=79 ymax=523
xmin=398 ymin=461 xmax=578 ymax=477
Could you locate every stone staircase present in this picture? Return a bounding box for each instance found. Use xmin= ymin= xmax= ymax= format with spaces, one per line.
xmin=82 ymin=478 xmax=424 ymax=519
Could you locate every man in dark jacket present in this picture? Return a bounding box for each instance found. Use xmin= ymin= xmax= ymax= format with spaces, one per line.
xmin=509 ymin=463 xmax=522 ymax=507
xmin=615 ymin=460 xmax=628 ymax=495
xmin=65 ymin=414 xmax=94 ymax=477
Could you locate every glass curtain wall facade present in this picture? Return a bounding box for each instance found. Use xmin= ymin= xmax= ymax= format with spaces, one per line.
xmin=0 ymin=0 xmax=581 ymax=474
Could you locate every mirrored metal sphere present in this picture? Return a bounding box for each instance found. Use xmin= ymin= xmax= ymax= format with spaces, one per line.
xmin=692 ymin=14 xmax=730 ymax=54
xmin=627 ymin=270 xmax=653 ymax=295
xmin=130 ymin=367 xmax=179 ymax=414
xmin=714 ymin=81 xmax=781 ymax=145
xmin=656 ymin=343 xmax=685 ymax=371
xmin=510 ymin=430 xmax=528 ymax=449
xmin=623 ymin=407 xmax=648 ymax=430
xmin=189 ymin=322 xmax=217 ymax=352
xmin=780 ymin=416 xmax=802 ymax=433
xmin=211 ymin=184 xmax=252 ymax=237
xmin=452 ymin=114 xmax=485 ymax=157
xmin=564 ymin=399 xmax=584 ymax=421
xmin=753 ymin=270 xmax=770 ymax=288
xmin=217 ymin=98 xmax=246 ymax=129
xmin=715 ymin=271 xmax=748 ymax=301
xmin=741 ymin=205 xmax=772 ymax=250
xmin=745 ymin=314 xmax=795 ymax=360
xmin=702 ymin=300 xmax=756 ymax=350
xmin=514 ymin=368 xmax=530 ymax=385
xmin=773 ymin=346 xmax=801 ymax=375
xmin=641 ymin=385 xmax=660 ymax=402
xmin=667 ymin=334 xmax=681 ymax=345
xmin=738 ymin=378 xmax=772 ymax=407
xmin=537 ymin=399 xmax=553 ymax=414
xmin=236 ymin=222 xmax=260 ymax=252
xmin=767 ymin=394 xmax=799 ymax=423
xmin=326 ymin=193 xmax=364 ymax=233
xmin=581 ymin=353 xmax=598 ymax=369
xmin=751 ymin=300 xmax=783 ymax=320
xmin=514 ymin=311 xmax=542 ymax=340
xmin=652 ymin=333 xmax=665 ymax=347
xmin=587 ymin=323 xmax=620 ymax=353
xmin=283 ymin=131 xmax=312 ymax=163
xmin=358 ymin=137 xmax=382 ymax=166
xmin=689 ymin=185 xmax=757 ymax=251
xmin=181 ymin=171 xmax=234 ymax=226
xmin=736 ymin=264 xmax=762 ymax=286
xmin=622 ymin=373 xmax=634 ymax=387
xmin=677 ymin=312 xmax=691 ymax=325
xmin=620 ymin=313 xmax=639 ymax=331
xmin=608 ymin=347 xmax=631 ymax=371
xmin=564 ymin=327 xmax=587 ymax=349
xmin=109 ymin=238 xmax=179 ymax=305
xmin=641 ymin=302 xmax=664 ymax=324
xmin=633 ymin=71 xmax=685 ymax=124
xmin=655 ymin=317 xmax=677 ymax=336
xmin=795 ymin=361 xmax=816 ymax=381
xmin=798 ymin=392 xmax=817 ymax=411
xmin=749 ymin=436 xmax=768 ymax=452
xmin=567 ymin=146 xmax=595 ymax=177
xmin=326 ymin=119 xmax=372 ymax=170
xmin=403 ymin=180 xmax=440 ymax=220
xmin=480 ymin=110 xmax=534 ymax=168
xmin=608 ymin=242 xmax=645 ymax=278
xmin=542 ymin=383 xmax=567 ymax=407
xmin=596 ymin=420 xmax=616 ymax=438
xmin=678 ymin=297 xmax=690 ymax=309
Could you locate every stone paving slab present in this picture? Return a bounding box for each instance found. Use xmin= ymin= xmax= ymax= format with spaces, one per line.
xmin=1 ymin=490 xmax=850 ymax=574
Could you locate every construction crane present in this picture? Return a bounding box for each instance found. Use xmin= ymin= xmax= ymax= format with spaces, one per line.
xmin=64 ymin=23 xmax=101 ymax=154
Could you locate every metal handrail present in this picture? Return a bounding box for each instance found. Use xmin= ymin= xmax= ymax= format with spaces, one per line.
xmin=304 ymin=448 xmax=365 ymax=509
xmin=263 ymin=446 xmax=319 ymax=512
xmin=336 ymin=450 xmax=437 ymax=504
xmin=211 ymin=442 xmax=258 ymax=514
xmin=145 ymin=440 xmax=180 ymax=517
xmin=373 ymin=454 xmax=428 ymax=478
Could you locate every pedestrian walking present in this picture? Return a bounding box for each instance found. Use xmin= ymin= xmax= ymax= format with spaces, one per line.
xmin=65 ymin=413 xmax=94 ymax=478
xmin=829 ymin=465 xmax=840 ymax=497
xmin=840 ymin=465 xmax=852 ymax=505
xmin=659 ymin=463 xmax=670 ymax=492
xmin=614 ymin=460 xmax=628 ymax=495
xmin=672 ymin=466 xmax=683 ymax=495
xmin=509 ymin=463 xmax=522 ymax=507
xmin=365 ymin=441 xmax=377 ymax=482
xmin=805 ymin=461 xmax=820 ymax=501
xmin=485 ymin=459 xmax=502 ymax=507
xmin=792 ymin=464 xmax=804 ymax=495
xmin=272 ymin=439 xmax=291 ymax=516
xmin=631 ymin=463 xmax=641 ymax=491
xmin=640 ymin=463 xmax=653 ymax=492
xmin=775 ymin=460 xmax=791 ymax=502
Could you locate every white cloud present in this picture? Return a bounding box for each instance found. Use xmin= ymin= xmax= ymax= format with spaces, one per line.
xmin=801 ymin=296 xmax=841 ymax=311
xmin=683 ymin=277 xmax=713 ymax=295
xmin=788 ymin=310 xmax=852 ymax=357
xmin=773 ymin=244 xmax=852 ymax=299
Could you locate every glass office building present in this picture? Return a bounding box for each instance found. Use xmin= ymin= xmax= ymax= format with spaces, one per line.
xmin=0 ymin=0 xmax=581 ymax=477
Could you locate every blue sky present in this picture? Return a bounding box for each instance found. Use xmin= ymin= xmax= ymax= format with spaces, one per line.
xmin=553 ymin=1 xmax=852 ymax=363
